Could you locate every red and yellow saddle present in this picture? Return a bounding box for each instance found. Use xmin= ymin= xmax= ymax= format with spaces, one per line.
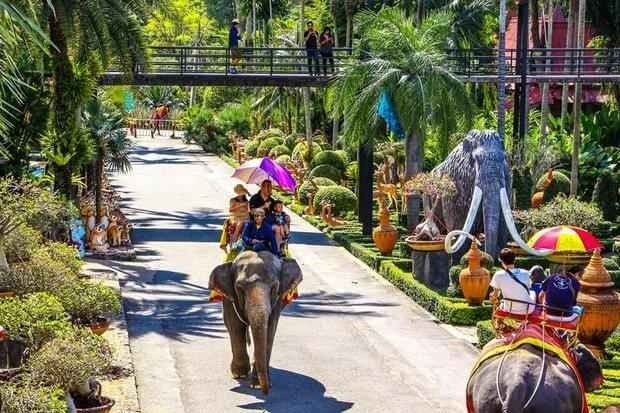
xmin=467 ymin=324 xmax=588 ymax=413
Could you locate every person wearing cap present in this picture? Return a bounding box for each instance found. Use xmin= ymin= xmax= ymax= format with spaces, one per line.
xmin=249 ymin=180 xmax=275 ymax=219
xmin=229 ymin=184 xmax=250 ymax=243
xmin=242 ymin=208 xmax=279 ymax=256
xmin=229 ymin=19 xmax=242 ymax=73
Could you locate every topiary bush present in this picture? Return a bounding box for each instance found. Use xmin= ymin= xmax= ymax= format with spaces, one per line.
xmin=0 ymin=293 xmax=71 ymax=350
xmin=0 ymin=384 xmax=66 ymax=413
xmin=447 ymin=265 xmax=464 ymax=297
xmin=297 ymin=177 xmax=337 ymax=204
xmin=275 ymin=155 xmax=291 ymax=165
xmin=591 ymin=169 xmax=618 ymax=221
xmin=345 ymin=161 xmax=358 ymax=181
xmin=269 ymin=144 xmax=291 ymax=158
xmin=514 ymin=195 xmax=603 ymax=231
xmin=257 ymin=136 xmax=284 ymax=157
xmin=536 ymin=170 xmax=570 ymax=203
xmin=334 ymin=149 xmax=350 ymax=164
xmin=254 ymin=128 xmax=284 ymax=140
xmin=56 ymin=281 xmax=121 ymax=324
xmin=283 ymin=134 xmax=301 ymax=150
xmin=311 ymin=150 xmax=346 ymax=172
xmin=244 ymin=140 xmax=260 ymax=158
xmin=291 ymin=141 xmax=322 ymax=165
xmin=312 ymin=185 xmax=357 ymax=215
xmin=309 ymin=164 xmax=342 ymax=182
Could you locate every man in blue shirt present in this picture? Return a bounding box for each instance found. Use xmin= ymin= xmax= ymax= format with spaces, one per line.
xmin=242 ymin=208 xmax=279 ymax=256
xmin=228 ymin=19 xmax=242 ymax=73
xmin=540 ymin=266 xmax=582 ymax=316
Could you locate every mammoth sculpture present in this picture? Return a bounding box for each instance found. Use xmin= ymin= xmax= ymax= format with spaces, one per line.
xmin=209 ymin=251 xmax=302 ymax=394
xmin=432 ymin=130 xmax=548 ymax=258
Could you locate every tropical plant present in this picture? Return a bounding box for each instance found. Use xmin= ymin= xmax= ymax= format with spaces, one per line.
xmin=83 ymin=93 xmax=133 ymax=222
xmin=0 ymin=383 xmax=67 ymax=413
xmin=514 ymin=195 xmax=604 ymax=232
xmin=329 ymin=7 xmax=471 ymax=230
xmin=56 ymin=281 xmax=121 ymax=324
xmin=183 ymin=107 xmax=225 ymax=153
xmin=535 ymin=169 xmax=571 ymax=203
xmin=217 ymin=101 xmax=252 ymax=137
xmin=591 ymin=169 xmax=618 ymax=221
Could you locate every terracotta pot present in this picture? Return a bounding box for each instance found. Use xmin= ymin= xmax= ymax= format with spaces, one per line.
xmin=405 ymin=236 xmax=446 ymax=252
xmin=458 ymin=243 xmax=490 ymax=306
xmin=577 ymin=249 xmax=620 ymax=358
xmin=0 ymin=291 xmax=15 ymax=299
xmin=74 ymin=397 xmax=115 ymax=413
xmin=373 ymin=228 xmax=399 ymax=255
xmin=88 ymin=318 xmax=111 ymax=336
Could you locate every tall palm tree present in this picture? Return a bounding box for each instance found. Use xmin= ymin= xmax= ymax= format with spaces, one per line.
xmin=330 ymin=8 xmax=471 ymax=230
xmin=83 ymin=93 xmax=133 ymax=223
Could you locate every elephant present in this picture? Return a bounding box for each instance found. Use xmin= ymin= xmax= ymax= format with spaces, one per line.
xmin=209 ymin=250 xmax=303 ymax=394
xmin=466 ymin=343 xmax=603 ymax=413
xmin=432 ymin=129 xmax=548 ymax=259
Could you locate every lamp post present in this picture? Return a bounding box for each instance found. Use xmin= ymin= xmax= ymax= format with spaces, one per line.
xmin=498 ymin=0 xmax=507 ymax=139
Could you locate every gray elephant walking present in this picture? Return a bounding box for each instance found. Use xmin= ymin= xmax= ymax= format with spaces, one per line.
xmin=209 ymin=251 xmax=303 ymax=394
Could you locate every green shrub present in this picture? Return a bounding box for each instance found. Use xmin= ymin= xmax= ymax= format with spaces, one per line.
xmin=244 ymin=140 xmax=260 ymax=157
xmin=514 ymin=195 xmax=604 ymax=231
xmin=476 ymin=320 xmax=495 ymax=347
xmin=57 ymin=281 xmax=121 ymax=324
xmin=182 ymin=107 xmax=224 ymax=153
xmin=216 ymin=102 xmax=251 ymax=137
xmin=28 ymin=328 xmax=112 ymax=394
xmin=257 ymin=137 xmax=284 ymax=157
xmin=460 ymin=251 xmax=495 ymax=272
xmin=604 ymin=258 xmax=620 ymax=271
xmin=283 ymin=134 xmax=300 ymax=150
xmin=535 ymin=170 xmax=570 ymax=203
xmin=0 ymin=293 xmax=71 ymax=350
xmin=40 ymin=242 xmax=82 ymax=276
xmin=311 ymin=150 xmax=346 ymax=172
xmin=269 ymin=144 xmax=290 ymax=158
xmin=276 ymin=155 xmax=291 ymax=165
xmin=309 ymin=164 xmax=342 ymax=182
xmin=1 ymin=224 xmax=43 ymax=263
xmin=297 ymin=177 xmax=336 ymax=204
xmin=313 ymin=185 xmax=357 ymax=215
xmin=512 ymin=167 xmax=532 ymax=210
xmin=345 ymin=162 xmax=358 ymax=181
xmin=447 ymin=265 xmax=464 ymax=297
xmin=592 ymin=170 xmax=618 ymax=221
xmin=254 ymin=128 xmax=284 ymax=140
xmin=291 ymin=141 xmax=322 ymax=164
xmin=334 ymin=149 xmax=350 ymax=164
xmin=0 ymin=384 xmax=66 ymax=413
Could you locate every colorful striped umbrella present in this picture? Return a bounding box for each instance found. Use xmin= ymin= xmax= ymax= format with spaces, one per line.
xmin=528 ymin=225 xmax=603 ymax=254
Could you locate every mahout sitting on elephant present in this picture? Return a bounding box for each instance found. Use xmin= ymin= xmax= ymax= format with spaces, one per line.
xmin=209 ymin=250 xmax=302 ymax=394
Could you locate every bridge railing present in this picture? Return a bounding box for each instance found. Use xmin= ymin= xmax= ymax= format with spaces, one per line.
xmin=130 ymin=46 xmax=354 ymax=75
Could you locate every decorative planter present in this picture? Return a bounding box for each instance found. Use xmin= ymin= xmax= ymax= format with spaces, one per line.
xmin=88 ymin=318 xmax=111 ymax=336
xmin=74 ymin=397 xmax=115 ymax=413
xmin=373 ymin=196 xmax=399 ymax=256
xmin=548 ymin=251 xmax=592 ymax=265
xmin=577 ymin=249 xmax=620 ymax=358
xmin=458 ymin=243 xmax=490 ymax=306
xmin=405 ymin=237 xmax=445 ymax=252
xmin=0 ymin=290 xmax=15 ymax=299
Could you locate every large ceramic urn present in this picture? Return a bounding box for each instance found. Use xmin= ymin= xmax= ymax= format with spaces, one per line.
xmin=373 ymin=197 xmax=399 ymax=256
xmin=577 ymin=249 xmax=620 ymax=358
xmin=459 ymin=243 xmax=491 ymax=306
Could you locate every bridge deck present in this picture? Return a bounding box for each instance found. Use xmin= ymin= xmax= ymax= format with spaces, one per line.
xmin=100 ymin=72 xmax=332 ymax=87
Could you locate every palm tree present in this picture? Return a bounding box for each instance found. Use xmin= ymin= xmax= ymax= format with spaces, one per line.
xmin=83 ymin=93 xmax=133 ymax=223
xmin=41 ymin=0 xmax=145 ymax=197
xmin=330 ymin=8 xmax=471 ymax=230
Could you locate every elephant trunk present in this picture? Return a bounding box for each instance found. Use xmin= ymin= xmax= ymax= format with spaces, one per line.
xmin=246 ymin=286 xmax=271 ymax=394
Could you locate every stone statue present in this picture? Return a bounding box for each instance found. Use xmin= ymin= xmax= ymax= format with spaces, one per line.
xmin=320 ymin=201 xmax=344 ymax=227
xmin=373 ymin=169 xmax=398 ymax=213
xmin=90 ymin=225 xmax=109 ymax=251
xmin=531 ymin=169 xmax=553 ymax=209
xmin=107 ymin=215 xmax=122 ymax=247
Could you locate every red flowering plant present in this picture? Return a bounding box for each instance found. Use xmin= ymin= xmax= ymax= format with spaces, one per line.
xmin=405 ymin=173 xmax=457 ymax=240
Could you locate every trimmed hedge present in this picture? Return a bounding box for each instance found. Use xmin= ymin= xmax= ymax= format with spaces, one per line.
xmin=536 ymin=170 xmax=570 ymax=203
xmin=311 ymin=150 xmax=346 ymax=172
xmin=334 ymin=149 xmax=350 ymax=164
xmin=298 ymin=177 xmax=336 ymax=205
xmin=257 ymin=137 xmax=284 ymax=157
xmin=380 ymin=261 xmax=492 ymax=325
xmin=276 ymin=154 xmax=291 ymax=165
xmin=309 ymin=164 xmax=342 ymax=182
xmin=244 ymin=140 xmax=260 ymax=157
xmin=269 ymin=144 xmax=291 ymax=158
xmin=312 ymin=185 xmax=357 ymax=215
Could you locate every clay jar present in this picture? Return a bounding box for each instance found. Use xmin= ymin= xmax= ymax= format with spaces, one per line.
xmin=372 ymin=204 xmax=398 ymax=256
xmin=577 ymin=249 xmax=620 ymax=358
xmin=459 ymin=243 xmax=490 ymax=306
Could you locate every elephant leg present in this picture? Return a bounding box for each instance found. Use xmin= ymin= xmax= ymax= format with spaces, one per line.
xmin=223 ymin=300 xmax=250 ymax=379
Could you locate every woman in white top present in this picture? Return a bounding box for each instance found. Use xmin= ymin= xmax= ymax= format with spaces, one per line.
xmin=489 ymin=248 xmax=536 ymax=315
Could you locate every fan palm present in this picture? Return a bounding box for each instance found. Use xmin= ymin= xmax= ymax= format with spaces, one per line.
xmin=329 ymin=7 xmax=471 ymax=230
xmin=83 ymin=93 xmax=133 ymax=222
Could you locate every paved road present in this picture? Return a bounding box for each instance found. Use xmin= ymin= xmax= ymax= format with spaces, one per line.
xmin=110 ymin=136 xmax=477 ymax=413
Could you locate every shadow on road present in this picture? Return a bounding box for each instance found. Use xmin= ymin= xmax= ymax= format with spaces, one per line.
xmin=232 ymin=367 xmax=354 ymax=412
xmin=283 ymin=290 xmax=399 ymax=318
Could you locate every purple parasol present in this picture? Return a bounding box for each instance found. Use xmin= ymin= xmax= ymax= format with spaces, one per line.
xmin=232 ymin=157 xmax=297 ymax=192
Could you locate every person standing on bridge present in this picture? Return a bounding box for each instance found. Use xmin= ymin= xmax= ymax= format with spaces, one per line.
xmin=319 ymin=26 xmax=335 ymax=76
xmin=229 ymin=19 xmax=242 ymax=74
xmin=304 ymin=21 xmax=320 ymax=76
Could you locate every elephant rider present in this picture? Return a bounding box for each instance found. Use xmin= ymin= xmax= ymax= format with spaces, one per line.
xmin=242 ymin=208 xmax=279 ymax=256
xmin=539 ymin=266 xmax=582 ymax=317
xmin=490 ymin=248 xmax=536 ymax=315
xmin=249 ymin=180 xmax=275 ymax=220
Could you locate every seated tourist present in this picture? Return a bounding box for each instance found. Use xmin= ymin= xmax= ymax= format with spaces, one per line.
xmin=242 ymin=208 xmax=279 ymax=256
xmin=229 ymin=184 xmax=250 ymax=243
xmin=490 ymin=248 xmax=536 ymax=315
xmin=268 ymin=200 xmax=290 ymax=251
xmin=529 ymin=265 xmax=547 ymax=302
xmin=249 ymin=180 xmax=275 ymax=219
xmin=540 ymin=266 xmax=582 ymax=317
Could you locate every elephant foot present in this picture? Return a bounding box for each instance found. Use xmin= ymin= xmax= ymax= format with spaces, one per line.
xmin=230 ymin=362 xmax=250 ymax=379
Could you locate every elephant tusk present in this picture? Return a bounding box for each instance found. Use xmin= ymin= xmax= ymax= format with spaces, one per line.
xmin=500 ymin=187 xmax=552 ymax=257
xmin=446 ymin=186 xmax=483 ymax=254
xmin=445 ymin=230 xmax=481 ymax=254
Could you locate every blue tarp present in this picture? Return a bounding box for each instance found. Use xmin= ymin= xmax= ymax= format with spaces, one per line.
xmin=377 ymin=91 xmax=405 ymax=139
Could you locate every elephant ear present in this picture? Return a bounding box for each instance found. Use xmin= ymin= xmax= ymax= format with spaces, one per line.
xmin=279 ymin=258 xmax=303 ymax=299
xmin=209 ymin=262 xmax=234 ymax=300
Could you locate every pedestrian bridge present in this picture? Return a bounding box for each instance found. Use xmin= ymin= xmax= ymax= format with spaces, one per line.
xmin=100 ymin=46 xmax=620 ymax=87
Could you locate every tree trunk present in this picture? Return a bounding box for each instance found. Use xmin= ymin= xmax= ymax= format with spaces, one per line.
xmin=498 ymin=0 xmax=507 ymax=139
xmin=332 ymin=118 xmax=339 ymax=148
xmin=95 ymin=151 xmax=104 ymax=225
xmin=405 ymin=130 xmax=423 ymax=231
xmin=416 ymin=0 xmax=424 ymax=25
xmin=302 ymin=87 xmax=313 ymax=155
xmin=570 ymin=0 xmax=586 ymax=195
xmin=540 ymin=0 xmax=554 ymax=146
xmin=561 ymin=0 xmax=576 ymax=130
xmin=299 ymin=0 xmax=305 ymax=45
xmin=358 ymin=142 xmax=374 ymax=235
xmin=346 ymin=14 xmax=352 ymax=48
xmin=531 ymin=0 xmax=543 ymax=48
xmin=0 ymin=245 xmax=8 ymax=271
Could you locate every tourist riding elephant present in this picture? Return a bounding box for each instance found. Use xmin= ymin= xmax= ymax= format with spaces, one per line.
xmin=209 ymin=250 xmax=302 ymax=394
xmin=466 ymin=343 xmax=603 ymax=412
xmin=433 ymin=129 xmax=548 ymax=259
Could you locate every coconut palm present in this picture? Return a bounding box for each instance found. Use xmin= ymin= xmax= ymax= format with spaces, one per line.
xmin=83 ymin=93 xmax=133 ymax=223
xmin=329 ymin=7 xmax=471 ymax=230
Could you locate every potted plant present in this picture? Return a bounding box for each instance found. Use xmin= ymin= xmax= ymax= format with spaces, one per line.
xmin=27 ymin=328 xmax=115 ymax=412
xmin=57 ymin=281 xmax=121 ymax=335
xmin=404 ymin=173 xmax=457 ymax=251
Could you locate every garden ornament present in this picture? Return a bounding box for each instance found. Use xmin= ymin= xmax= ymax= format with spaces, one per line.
xmin=531 ymin=169 xmax=554 ymax=208
xmin=434 ymin=130 xmax=551 ymax=258
xmin=107 ymin=215 xmax=122 ymax=247
xmin=320 ymin=200 xmax=344 ymax=227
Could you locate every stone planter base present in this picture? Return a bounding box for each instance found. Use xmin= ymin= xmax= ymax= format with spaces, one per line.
xmin=412 ymin=249 xmax=450 ymax=291
xmin=85 ymin=246 xmax=136 ymax=261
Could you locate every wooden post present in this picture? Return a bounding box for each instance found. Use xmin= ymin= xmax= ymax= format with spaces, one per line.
xmin=358 ymin=142 xmax=374 ymax=236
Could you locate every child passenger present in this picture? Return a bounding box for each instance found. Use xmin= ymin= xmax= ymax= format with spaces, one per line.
xmin=229 ymin=184 xmax=250 ymax=243
xmin=270 ymin=200 xmax=290 ymax=252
